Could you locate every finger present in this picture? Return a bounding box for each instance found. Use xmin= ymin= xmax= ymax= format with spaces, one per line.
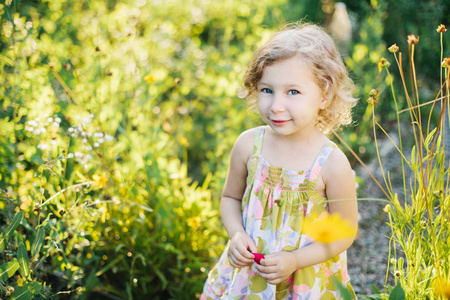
xmin=247 ymin=241 xmax=258 ymax=253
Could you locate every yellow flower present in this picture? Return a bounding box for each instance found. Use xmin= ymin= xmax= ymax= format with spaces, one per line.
xmin=93 ymin=173 xmax=108 ymax=188
xmin=442 ymin=57 xmax=450 ymax=68
xmin=302 ymin=213 xmax=356 ymax=244
xmin=434 ymin=278 xmax=450 ymax=299
xmin=367 ymin=88 xmax=379 ymax=107
xmin=383 ymin=204 xmax=391 ymax=213
xmin=437 ymin=24 xmax=447 ymax=33
xmin=407 ymin=34 xmax=419 ymax=45
xmin=378 ymin=57 xmax=390 ymax=73
xmin=388 ymin=44 xmax=399 ymax=53
xmin=144 ymin=74 xmax=156 ymax=84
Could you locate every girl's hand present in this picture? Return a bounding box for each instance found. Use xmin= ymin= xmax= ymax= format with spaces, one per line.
xmin=255 ymin=251 xmax=298 ymax=285
xmin=228 ymin=231 xmax=257 ymax=268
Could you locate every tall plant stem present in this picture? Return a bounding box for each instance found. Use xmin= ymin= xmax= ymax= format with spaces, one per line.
xmin=386 ymin=68 xmax=407 ymax=202
xmin=332 ymin=129 xmax=390 ymax=200
xmin=372 ymin=109 xmax=392 ymax=196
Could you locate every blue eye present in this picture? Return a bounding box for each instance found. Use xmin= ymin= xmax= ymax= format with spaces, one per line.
xmin=261 ymin=88 xmax=273 ymax=94
xmin=288 ymin=90 xmax=300 ymax=95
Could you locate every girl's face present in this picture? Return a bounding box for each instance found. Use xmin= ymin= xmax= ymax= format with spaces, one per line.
xmin=257 ymin=56 xmax=327 ymax=139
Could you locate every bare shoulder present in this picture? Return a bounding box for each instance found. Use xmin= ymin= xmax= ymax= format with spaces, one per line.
xmin=322 ymin=145 xmax=353 ymax=180
xmin=231 ymin=127 xmax=257 ymax=164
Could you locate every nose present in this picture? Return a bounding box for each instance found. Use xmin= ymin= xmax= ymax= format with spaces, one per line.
xmin=270 ymin=94 xmax=286 ymax=113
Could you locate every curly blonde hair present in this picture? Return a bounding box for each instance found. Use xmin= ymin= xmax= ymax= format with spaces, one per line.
xmin=243 ymin=23 xmax=358 ymax=133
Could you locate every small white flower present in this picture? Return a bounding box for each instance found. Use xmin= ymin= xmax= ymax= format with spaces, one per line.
xmin=75 ymin=152 xmax=83 ymax=158
xmin=34 ymin=129 xmax=41 ymax=135
xmin=47 ymin=117 xmax=54 ymax=123
xmin=27 ymin=120 xmax=38 ymax=127
xmin=94 ymin=142 xmax=99 ymax=148
xmin=41 ymin=127 xmax=46 ymax=133
xmin=82 ymin=118 xmax=92 ymax=124
xmin=89 ymin=113 xmax=94 ymax=119
xmin=53 ymin=122 xmax=60 ymax=127
xmin=82 ymin=138 xmax=87 ymax=143
xmin=35 ymin=117 xmax=40 ymax=122
xmin=33 ymin=182 xmax=37 ymax=187
xmin=85 ymin=154 xmax=92 ymax=161
xmin=67 ymin=153 xmax=74 ymax=158
xmin=55 ymin=117 xmax=61 ymax=123
xmin=84 ymin=145 xmax=92 ymax=151
xmin=98 ymin=138 xmax=104 ymax=144
xmin=37 ymin=144 xmax=49 ymax=150
xmin=105 ymin=134 xmax=114 ymax=142
xmin=50 ymin=140 xmax=57 ymax=145
xmin=81 ymin=132 xmax=86 ymax=136
xmin=68 ymin=127 xmax=74 ymax=133
xmin=25 ymin=126 xmax=34 ymax=132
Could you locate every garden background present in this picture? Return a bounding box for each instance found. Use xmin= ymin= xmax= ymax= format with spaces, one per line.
xmin=1 ymin=0 xmax=450 ymax=299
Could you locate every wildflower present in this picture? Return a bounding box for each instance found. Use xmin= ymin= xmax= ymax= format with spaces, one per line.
xmin=434 ymin=278 xmax=450 ymax=299
xmin=367 ymin=88 xmax=379 ymax=107
xmin=394 ymin=270 xmax=402 ymax=277
xmin=407 ymin=34 xmax=419 ymax=45
xmin=302 ymin=213 xmax=356 ymax=244
xmin=383 ymin=204 xmax=391 ymax=213
xmin=437 ymin=24 xmax=447 ymax=33
xmin=144 ymin=74 xmax=156 ymax=84
xmin=420 ymin=220 xmax=427 ymax=228
xmin=442 ymin=57 xmax=450 ymax=68
xmin=388 ymin=44 xmax=399 ymax=53
xmin=378 ymin=57 xmax=390 ymax=73
xmin=93 ymin=173 xmax=108 ymax=188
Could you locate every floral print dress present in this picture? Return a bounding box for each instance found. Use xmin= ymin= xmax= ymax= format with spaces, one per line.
xmin=201 ymin=126 xmax=356 ymax=300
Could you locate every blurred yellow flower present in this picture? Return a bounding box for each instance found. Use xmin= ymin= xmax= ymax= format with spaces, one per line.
xmin=388 ymin=44 xmax=399 ymax=53
xmin=144 ymin=74 xmax=156 ymax=84
xmin=437 ymin=24 xmax=447 ymax=33
xmin=442 ymin=57 xmax=450 ymax=68
xmin=434 ymin=278 xmax=450 ymax=299
xmin=378 ymin=57 xmax=390 ymax=73
xmin=93 ymin=173 xmax=108 ymax=188
xmin=407 ymin=34 xmax=419 ymax=45
xmin=302 ymin=213 xmax=356 ymax=244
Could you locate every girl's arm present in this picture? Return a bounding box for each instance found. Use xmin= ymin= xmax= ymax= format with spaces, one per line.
xmin=220 ymin=129 xmax=258 ymax=267
xmin=256 ymin=148 xmax=358 ymax=284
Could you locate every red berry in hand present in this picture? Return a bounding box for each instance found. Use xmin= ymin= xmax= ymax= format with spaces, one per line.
xmin=252 ymin=253 xmax=265 ymax=265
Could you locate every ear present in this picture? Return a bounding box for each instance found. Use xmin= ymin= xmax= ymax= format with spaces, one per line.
xmin=319 ymin=89 xmax=332 ymax=110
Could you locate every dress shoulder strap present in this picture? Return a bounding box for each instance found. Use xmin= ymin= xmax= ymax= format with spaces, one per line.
xmin=251 ymin=126 xmax=265 ymax=158
xmin=247 ymin=126 xmax=265 ymax=179
xmin=308 ymin=141 xmax=337 ymax=182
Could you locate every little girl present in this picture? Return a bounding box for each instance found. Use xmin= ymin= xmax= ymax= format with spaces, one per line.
xmin=201 ymin=23 xmax=359 ymax=299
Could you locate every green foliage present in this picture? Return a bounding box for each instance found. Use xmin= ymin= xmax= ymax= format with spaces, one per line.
xmin=0 ymin=0 xmax=286 ymax=298
xmin=2 ymin=0 xmax=448 ymax=298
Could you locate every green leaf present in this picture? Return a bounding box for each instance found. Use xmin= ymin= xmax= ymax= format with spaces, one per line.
xmin=331 ymin=277 xmax=353 ymax=300
xmin=32 ymin=226 xmax=46 ymax=257
xmin=9 ymin=282 xmax=42 ymax=300
xmin=389 ymin=283 xmax=405 ymax=300
xmin=371 ymin=284 xmax=381 ymax=294
xmin=0 ymin=210 xmax=24 ymax=251
xmin=0 ymin=258 xmax=20 ymax=281
xmin=18 ymin=242 xmax=30 ymax=279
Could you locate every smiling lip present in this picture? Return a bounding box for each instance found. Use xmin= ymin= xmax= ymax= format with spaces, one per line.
xmin=271 ymin=119 xmax=290 ymax=126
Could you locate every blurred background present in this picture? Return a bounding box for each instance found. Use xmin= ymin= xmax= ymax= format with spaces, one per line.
xmin=1 ymin=0 xmax=449 ymax=298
